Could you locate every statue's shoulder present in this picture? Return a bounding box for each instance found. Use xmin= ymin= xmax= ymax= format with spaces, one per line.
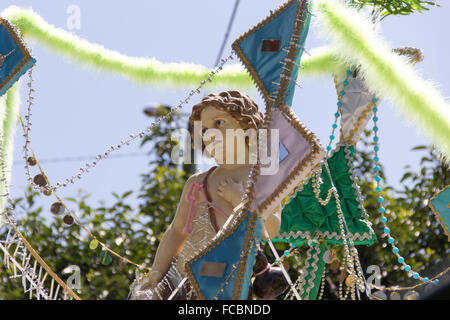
xmin=185 ymin=170 xmax=208 ymax=186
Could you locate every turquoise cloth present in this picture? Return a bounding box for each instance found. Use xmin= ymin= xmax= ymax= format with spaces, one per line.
xmin=233 ymin=0 xmax=310 ymax=107
xmin=187 ymin=211 xmax=262 ymax=300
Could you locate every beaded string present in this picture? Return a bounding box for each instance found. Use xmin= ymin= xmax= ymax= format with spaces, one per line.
xmin=313 ymin=71 xmax=373 ymax=298
xmin=326 ymin=70 xmax=351 ymax=155
xmin=327 ymin=69 xmax=448 ymax=297
xmin=335 ymin=68 xmax=447 ymax=293
xmin=370 ymin=104 xmax=441 ymax=287
xmin=322 ymin=160 xmax=367 ymax=296
xmin=22 ymin=53 xmax=235 ymax=193
xmin=17 ymin=73 xmax=151 ymax=271
xmin=18 ymin=52 xmax=236 ymax=272
xmin=282 ymin=238 xmax=334 ymax=300
xmin=272 ymin=242 xmax=302 ymax=268
xmin=368 ymin=266 xmax=449 ymax=292
xmin=310 ymin=70 xmax=350 ymax=206
xmin=280 ymin=70 xmax=371 ymax=299
xmin=317 ymin=267 xmax=326 ymax=299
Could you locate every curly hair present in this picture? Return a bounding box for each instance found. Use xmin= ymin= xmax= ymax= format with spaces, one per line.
xmin=189 ymin=90 xmax=263 ymax=133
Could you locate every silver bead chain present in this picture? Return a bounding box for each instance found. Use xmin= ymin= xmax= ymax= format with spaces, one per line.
xmin=22 ymin=52 xmax=236 ymax=193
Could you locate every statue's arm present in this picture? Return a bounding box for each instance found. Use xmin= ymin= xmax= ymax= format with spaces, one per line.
xmin=144 ymin=173 xmax=202 ymax=288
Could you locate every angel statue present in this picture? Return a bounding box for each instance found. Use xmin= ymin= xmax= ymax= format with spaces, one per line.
xmin=129 ymin=90 xmax=288 ymax=300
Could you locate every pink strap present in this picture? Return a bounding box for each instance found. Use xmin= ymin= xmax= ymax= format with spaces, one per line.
xmin=183 ymin=182 xmax=203 ymax=234
xmin=201 ymin=187 xmax=229 ymax=220
xmin=183 ymin=177 xmax=230 ymax=235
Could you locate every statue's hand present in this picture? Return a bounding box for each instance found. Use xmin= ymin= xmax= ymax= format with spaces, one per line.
xmin=217 ymin=178 xmax=245 ymax=208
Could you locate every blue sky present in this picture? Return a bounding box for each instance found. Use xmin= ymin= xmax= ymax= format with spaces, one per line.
xmin=2 ymin=0 xmax=449 ymax=215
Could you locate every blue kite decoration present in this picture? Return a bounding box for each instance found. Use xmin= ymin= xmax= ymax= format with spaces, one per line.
xmin=0 ymin=17 xmax=36 ymax=97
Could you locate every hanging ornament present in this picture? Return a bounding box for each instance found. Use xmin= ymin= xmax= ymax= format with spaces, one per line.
xmin=323 ymin=249 xmax=337 ymax=264
xmin=50 ymin=202 xmax=64 ymax=215
xmin=33 ymin=174 xmax=47 ymax=187
xmin=100 ymin=249 xmax=112 ymax=265
xmin=330 ymin=259 xmax=340 ymax=271
xmin=345 ymin=274 xmax=357 ymax=287
xmin=89 ymin=239 xmax=99 ymax=250
xmin=42 ymin=187 xmax=52 ymax=196
xmin=404 ymin=291 xmax=420 ymax=300
xmin=390 ymin=291 xmax=401 ymax=300
xmin=63 ymin=214 xmax=74 ymax=226
xmin=26 ymin=156 xmax=37 ymax=166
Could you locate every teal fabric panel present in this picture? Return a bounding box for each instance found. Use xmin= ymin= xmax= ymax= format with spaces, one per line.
xmin=430 ymin=186 xmax=450 ymax=239
xmin=0 ymin=24 xmax=36 ymax=97
xmin=189 ymin=211 xmax=261 ymax=300
xmin=237 ymin=0 xmax=298 ymax=98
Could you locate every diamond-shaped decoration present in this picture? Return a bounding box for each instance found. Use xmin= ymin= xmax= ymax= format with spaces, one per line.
xmin=232 ymin=0 xmax=311 ymax=107
xmin=0 ymin=17 xmax=36 ymax=97
xmin=251 ymin=104 xmax=325 ymax=220
xmin=335 ymin=73 xmax=377 ymax=145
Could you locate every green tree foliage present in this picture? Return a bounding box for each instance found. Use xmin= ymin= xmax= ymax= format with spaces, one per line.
xmin=0 ymin=111 xmax=192 ymax=300
xmin=351 ymin=0 xmax=439 ymax=20
xmin=1 ymin=117 xmax=448 ymax=299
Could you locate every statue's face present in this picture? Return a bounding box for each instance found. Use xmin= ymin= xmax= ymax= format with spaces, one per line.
xmin=200 ymin=105 xmax=246 ymax=164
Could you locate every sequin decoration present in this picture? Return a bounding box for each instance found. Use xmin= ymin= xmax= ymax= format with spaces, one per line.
xmin=100 ymin=249 xmax=112 ymax=265
xmin=33 ymin=174 xmax=47 ymax=187
xmin=50 ymin=202 xmax=64 ymax=215
xmin=26 ymin=156 xmax=37 ymax=166
xmin=63 ymin=215 xmax=74 ymax=226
